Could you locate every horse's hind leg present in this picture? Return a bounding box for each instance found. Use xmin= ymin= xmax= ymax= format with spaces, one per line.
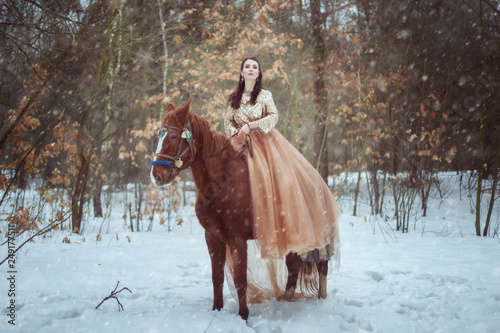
xmin=283 ymin=253 xmax=301 ymax=301
xmin=317 ymin=260 xmax=328 ymax=299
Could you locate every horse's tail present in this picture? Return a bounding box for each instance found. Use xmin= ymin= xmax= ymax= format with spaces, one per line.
xmin=298 ymin=261 xmax=319 ymax=295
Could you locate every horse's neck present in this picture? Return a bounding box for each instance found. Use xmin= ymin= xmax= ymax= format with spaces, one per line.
xmin=190 ymin=115 xmax=234 ymax=187
xmin=194 ymin=116 xmax=228 ymax=156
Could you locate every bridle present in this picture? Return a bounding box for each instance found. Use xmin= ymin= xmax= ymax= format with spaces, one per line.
xmin=150 ymin=124 xmax=197 ymax=182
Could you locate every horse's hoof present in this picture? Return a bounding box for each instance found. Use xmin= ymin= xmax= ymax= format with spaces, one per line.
xmin=282 ymin=287 xmax=295 ymax=301
xmin=212 ymin=302 xmax=223 ymax=311
xmin=239 ymin=307 xmax=249 ymax=321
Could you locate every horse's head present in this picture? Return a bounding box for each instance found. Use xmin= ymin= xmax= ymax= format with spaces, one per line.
xmin=150 ymin=100 xmax=195 ymax=187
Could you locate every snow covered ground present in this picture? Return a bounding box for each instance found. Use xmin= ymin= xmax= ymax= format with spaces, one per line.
xmin=1 ymin=174 xmax=500 ymax=332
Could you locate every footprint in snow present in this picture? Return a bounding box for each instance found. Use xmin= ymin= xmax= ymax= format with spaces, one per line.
xmin=366 ymin=271 xmax=384 ymax=282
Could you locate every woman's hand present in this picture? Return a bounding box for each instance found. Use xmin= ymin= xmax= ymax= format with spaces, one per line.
xmin=238 ymin=123 xmax=251 ymax=137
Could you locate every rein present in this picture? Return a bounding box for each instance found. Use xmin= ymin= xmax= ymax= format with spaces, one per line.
xmin=151 ymin=123 xmax=253 ymax=181
xmin=187 ymin=132 xmax=253 ymax=166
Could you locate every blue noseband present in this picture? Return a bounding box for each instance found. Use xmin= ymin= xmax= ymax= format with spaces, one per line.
xmin=150 ymin=160 xmax=171 ymax=168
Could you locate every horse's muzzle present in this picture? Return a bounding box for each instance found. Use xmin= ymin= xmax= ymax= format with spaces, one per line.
xmin=151 ymin=164 xmax=178 ymax=187
xmin=150 ymin=165 xmax=167 ymax=187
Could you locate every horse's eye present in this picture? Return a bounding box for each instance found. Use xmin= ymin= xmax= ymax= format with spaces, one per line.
xmin=170 ymin=135 xmax=178 ymax=140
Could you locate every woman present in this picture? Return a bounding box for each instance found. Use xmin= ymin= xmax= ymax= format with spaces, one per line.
xmin=224 ymin=57 xmax=341 ymax=267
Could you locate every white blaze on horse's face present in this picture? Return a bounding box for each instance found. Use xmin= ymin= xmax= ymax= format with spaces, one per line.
xmin=150 ymin=167 xmax=158 ymax=186
xmin=150 ymin=128 xmax=168 ymax=187
xmin=155 ymin=129 xmax=167 ymax=156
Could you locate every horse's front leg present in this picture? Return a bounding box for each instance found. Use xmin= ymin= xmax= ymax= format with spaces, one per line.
xmin=205 ymin=231 xmax=226 ymax=312
xmin=228 ymin=238 xmax=249 ymax=320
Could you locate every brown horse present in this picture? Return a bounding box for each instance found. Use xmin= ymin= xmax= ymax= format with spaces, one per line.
xmin=150 ymin=101 xmax=329 ymax=320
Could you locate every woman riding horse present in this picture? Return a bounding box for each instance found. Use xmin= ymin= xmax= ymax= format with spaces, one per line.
xmin=150 ymin=56 xmax=341 ymax=320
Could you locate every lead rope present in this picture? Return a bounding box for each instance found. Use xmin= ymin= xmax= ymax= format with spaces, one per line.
xmin=183 ymin=130 xmax=256 ymax=170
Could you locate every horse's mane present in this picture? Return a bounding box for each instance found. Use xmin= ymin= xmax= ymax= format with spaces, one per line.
xmin=187 ymin=111 xmax=229 ymax=155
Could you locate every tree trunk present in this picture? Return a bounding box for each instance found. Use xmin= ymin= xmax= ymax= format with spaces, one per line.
xmin=371 ymin=168 xmax=381 ymax=215
xmin=310 ymin=0 xmax=329 ymax=181
xmin=86 ymin=0 xmax=125 ymax=223
xmin=72 ymin=155 xmax=90 ymax=234
xmin=93 ymin=175 xmax=103 ymax=218
xmin=475 ymin=0 xmax=486 ymax=236
xmin=92 ymin=0 xmax=125 ymax=219
xmin=392 ymin=179 xmax=400 ymax=231
xmin=380 ymin=170 xmax=387 ymax=215
xmin=483 ymin=144 xmax=499 ymax=236
xmin=157 ymin=0 xmax=169 ymax=119
xmin=353 ymin=170 xmax=362 ymax=216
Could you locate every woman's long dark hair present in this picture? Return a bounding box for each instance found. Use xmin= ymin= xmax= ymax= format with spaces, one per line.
xmin=228 ymin=56 xmax=263 ymax=109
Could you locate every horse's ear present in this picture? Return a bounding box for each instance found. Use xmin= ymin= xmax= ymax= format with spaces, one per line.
xmin=166 ymin=103 xmax=176 ymax=113
xmin=176 ymin=100 xmax=191 ymax=123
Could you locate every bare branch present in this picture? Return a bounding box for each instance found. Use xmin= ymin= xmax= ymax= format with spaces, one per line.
xmin=483 ymin=0 xmax=500 ymax=15
xmin=0 ymin=207 xmax=73 ymax=267
xmin=95 ymin=281 xmax=132 ymax=311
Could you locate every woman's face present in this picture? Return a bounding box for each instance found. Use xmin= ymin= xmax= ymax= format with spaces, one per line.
xmin=241 ymin=59 xmax=260 ymax=82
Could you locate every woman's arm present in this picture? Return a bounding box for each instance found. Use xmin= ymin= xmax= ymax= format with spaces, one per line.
xmin=224 ymin=105 xmax=237 ymax=137
xmin=252 ymin=90 xmax=278 ymax=133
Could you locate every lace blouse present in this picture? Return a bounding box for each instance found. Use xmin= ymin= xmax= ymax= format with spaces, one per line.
xmin=224 ymin=89 xmax=279 ymax=136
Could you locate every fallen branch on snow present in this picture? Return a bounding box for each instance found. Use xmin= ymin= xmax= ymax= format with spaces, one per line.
xmin=95 ymin=281 xmax=132 ymax=311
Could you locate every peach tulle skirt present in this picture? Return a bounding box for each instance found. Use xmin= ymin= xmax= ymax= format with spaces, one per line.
xmin=226 ymin=129 xmax=341 ymax=303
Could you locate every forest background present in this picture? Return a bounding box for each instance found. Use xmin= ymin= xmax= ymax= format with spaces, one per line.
xmin=1 ymin=0 xmax=499 ymax=241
